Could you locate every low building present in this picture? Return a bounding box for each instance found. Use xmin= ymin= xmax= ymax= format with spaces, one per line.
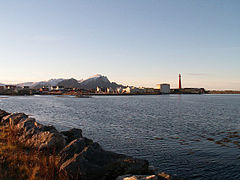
xmin=56 ymin=86 xmax=64 ymax=91
xmin=122 ymin=86 xmax=144 ymax=94
xmin=65 ymin=87 xmax=74 ymax=91
xmin=123 ymin=87 xmax=132 ymax=93
xmin=51 ymin=86 xmax=57 ymax=91
xmin=96 ymin=87 xmax=107 ymax=94
xmin=39 ymin=87 xmax=49 ymax=93
xmin=171 ymin=88 xmax=206 ymax=94
xmin=50 ymin=86 xmax=64 ymax=91
xmin=5 ymin=85 xmax=17 ymax=90
xmin=107 ymin=87 xmax=114 ymax=94
xmin=116 ymin=87 xmax=123 ymax=94
xmin=160 ymin=84 xmax=170 ymax=94
xmin=96 ymin=86 xmax=101 ymax=93
xmin=23 ymin=86 xmax=30 ymax=89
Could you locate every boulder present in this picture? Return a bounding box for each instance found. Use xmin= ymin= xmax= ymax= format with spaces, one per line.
xmin=0 ymin=109 xmax=9 ymax=122
xmin=16 ymin=117 xmax=66 ymax=152
xmin=61 ymin=128 xmax=83 ymax=143
xmin=25 ymin=130 xmax=66 ymax=152
xmin=59 ymin=139 xmax=149 ymax=179
xmin=40 ymin=125 xmax=58 ymax=133
xmin=17 ymin=117 xmax=37 ymax=133
xmin=59 ymin=137 xmax=93 ymax=164
xmin=1 ymin=112 xmax=28 ymax=126
xmin=9 ymin=113 xmax=28 ymax=127
xmin=1 ymin=114 xmax=12 ymax=124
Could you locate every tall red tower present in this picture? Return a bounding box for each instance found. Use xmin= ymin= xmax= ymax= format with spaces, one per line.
xmin=179 ymin=74 xmax=182 ymax=89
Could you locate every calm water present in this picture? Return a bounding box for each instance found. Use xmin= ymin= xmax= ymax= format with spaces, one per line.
xmin=0 ymin=94 xmax=240 ymax=179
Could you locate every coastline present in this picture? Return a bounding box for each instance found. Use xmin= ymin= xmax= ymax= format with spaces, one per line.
xmin=0 ymin=109 xmax=182 ymax=180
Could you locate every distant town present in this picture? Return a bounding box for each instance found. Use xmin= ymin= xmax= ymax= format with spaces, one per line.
xmin=0 ymin=74 xmax=239 ymax=96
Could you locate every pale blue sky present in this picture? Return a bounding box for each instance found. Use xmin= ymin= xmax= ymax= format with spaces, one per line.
xmin=0 ymin=0 xmax=240 ymax=90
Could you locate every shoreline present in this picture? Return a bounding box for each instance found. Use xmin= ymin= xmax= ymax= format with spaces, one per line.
xmin=1 ymin=93 xmax=240 ymax=98
xmin=0 ymin=109 xmax=182 ymax=180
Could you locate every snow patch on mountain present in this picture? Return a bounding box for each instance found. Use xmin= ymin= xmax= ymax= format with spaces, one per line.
xmin=82 ymin=74 xmax=109 ymax=83
xmin=17 ymin=82 xmax=36 ymax=87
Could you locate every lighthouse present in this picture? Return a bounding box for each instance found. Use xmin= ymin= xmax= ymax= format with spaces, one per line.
xmin=179 ymin=74 xmax=182 ymax=89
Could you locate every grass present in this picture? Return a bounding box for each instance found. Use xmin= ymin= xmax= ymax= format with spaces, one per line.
xmin=0 ymin=126 xmax=67 ymax=180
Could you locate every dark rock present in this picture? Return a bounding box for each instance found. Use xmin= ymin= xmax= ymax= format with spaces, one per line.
xmin=59 ymin=137 xmax=93 ymax=164
xmin=61 ymin=128 xmax=83 ymax=143
xmin=59 ymin=140 xmax=149 ymax=179
xmin=9 ymin=113 xmax=28 ymax=127
xmin=0 ymin=109 xmax=151 ymax=179
xmin=17 ymin=117 xmax=37 ymax=133
xmin=40 ymin=125 xmax=58 ymax=133
xmin=18 ymin=126 xmax=41 ymax=142
xmin=16 ymin=117 xmax=66 ymax=152
xmin=0 ymin=109 xmax=9 ymax=122
xmin=17 ymin=117 xmax=41 ymax=143
xmin=1 ymin=112 xmax=28 ymax=126
xmin=25 ymin=130 xmax=66 ymax=152
xmin=1 ymin=114 xmax=12 ymax=124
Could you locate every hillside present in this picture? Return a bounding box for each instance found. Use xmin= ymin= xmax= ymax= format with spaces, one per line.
xmin=57 ymin=74 xmax=124 ymax=90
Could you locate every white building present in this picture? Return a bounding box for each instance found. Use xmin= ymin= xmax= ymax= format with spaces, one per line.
xmin=51 ymin=86 xmax=57 ymax=91
xmin=96 ymin=86 xmax=106 ymax=93
xmin=159 ymin=84 xmax=170 ymax=94
xmin=116 ymin=87 xmax=123 ymax=94
xmin=107 ymin=87 xmax=114 ymax=93
xmin=123 ymin=87 xmax=132 ymax=93
xmin=51 ymin=86 xmax=64 ymax=91
xmin=56 ymin=86 xmax=64 ymax=91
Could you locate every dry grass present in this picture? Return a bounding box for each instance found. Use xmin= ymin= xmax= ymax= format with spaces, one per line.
xmin=0 ymin=126 xmax=67 ymax=180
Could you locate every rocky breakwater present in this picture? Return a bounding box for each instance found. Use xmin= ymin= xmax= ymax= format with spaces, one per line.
xmin=0 ymin=109 xmax=182 ymax=180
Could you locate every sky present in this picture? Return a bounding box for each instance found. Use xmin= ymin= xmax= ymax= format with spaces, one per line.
xmin=0 ymin=0 xmax=240 ymax=90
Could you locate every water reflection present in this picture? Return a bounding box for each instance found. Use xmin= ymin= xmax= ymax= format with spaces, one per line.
xmin=0 ymin=94 xmax=240 ymax=179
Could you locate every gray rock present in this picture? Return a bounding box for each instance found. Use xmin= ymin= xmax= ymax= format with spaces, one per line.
xmin=0 ymin=109 xmax=9 ymax=122
xmin=25 ymin=130 xmax=66 ymax=152
xmin=61 ymin=128 xmax=83 ymax=143
xmin=9 ymin=113 xmax=28 ymax=127
xmin=59 ymin=140 xmax=149 ymax=179
xmin=40 ymin=125 xmax=58 ymax=133
xmin=1 ymin=114 xmax=12 ymax=124
xmin=0 ymin=109 xmax=152 ymax=180
xmin=16 ymin=117 xmax=66 ymax=152
xmin=59 ymin=137 xmax=93 ymax=164
xmin=17 ymin=117 xmax=37 ymax=133
xmin=1 ymin=112 xmax=28 ymax=126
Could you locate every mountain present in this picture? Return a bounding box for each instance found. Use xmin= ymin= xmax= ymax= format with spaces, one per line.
xmin=32 ymin=79 xmax=65 ymax=89
xmin=6 ymin=75 xmax=124 ymax=90
xmin=57 ymin=74 xmax=124 ymax=90
xmin=16 ymin=82 xmax=36 ymax=87
xmin=78 ymin=74 xmax=109 ymax=89
xmin=79 ymin=74 xmax=124 ymax=89
xmin=57 ymin=78 xmax=81 ymax=88
xmin=17 ymin=79 xmax=64 ymax=88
